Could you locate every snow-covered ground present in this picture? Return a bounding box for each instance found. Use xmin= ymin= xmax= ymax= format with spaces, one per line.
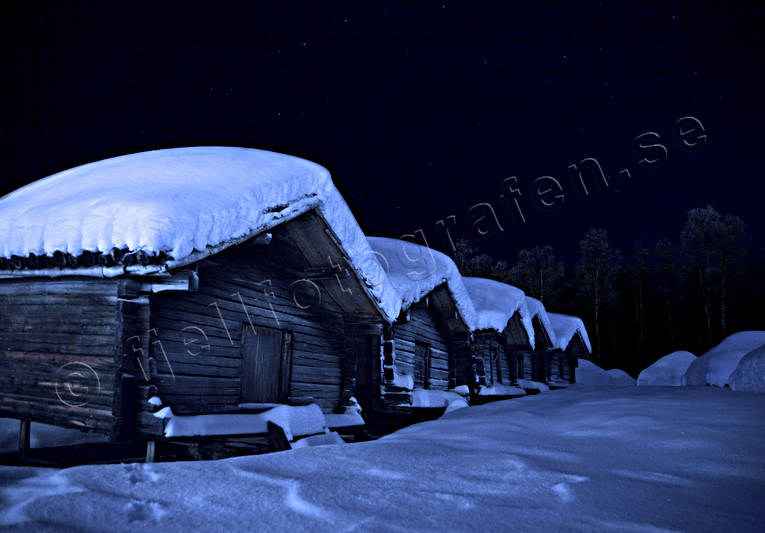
xmin=1 ymin=387 xmax=763 ymax=532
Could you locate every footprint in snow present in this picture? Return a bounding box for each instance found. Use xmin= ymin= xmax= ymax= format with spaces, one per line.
xmin=127 ymin=463 xmax=161 ymax=485
xmin=125 ymin=500 xmax=166 ymax=522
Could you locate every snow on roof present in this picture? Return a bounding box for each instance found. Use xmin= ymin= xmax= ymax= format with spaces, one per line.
xmin=524 ymin=296 xmax=556 ymax=346
xmin=683 ymin=331 xmax=765 ymax=387
xmin=367 ymin=237 xmax=477 ymax=328
xmin=548 ymin=313 xmax=592 ymax=353
xmin=462 ymin=277 xmax=535 ymax=347
xmin=637 ymin=351 xmax=697 ymax=387
xmin=0 ymin=147 xmax=401 ymax=321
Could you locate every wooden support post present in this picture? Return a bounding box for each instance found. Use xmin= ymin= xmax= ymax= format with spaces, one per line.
xmin=267 ymin=421 xmax=291 ymax=452
xmin=145 ymin=440 xmax=156 ymax=463
xmin=18 ymin=420 xmax=30 ymax=456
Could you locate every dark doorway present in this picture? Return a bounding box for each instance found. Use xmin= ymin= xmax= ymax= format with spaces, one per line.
xmin=241 ymin=325 xmax=291 ymax=403
xmin=414 ymin=341 xmax=431 ymax=389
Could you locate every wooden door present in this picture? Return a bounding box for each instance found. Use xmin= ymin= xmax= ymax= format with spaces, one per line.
xmin=491 ymin=343 xmax=502 ymax=384
xmin=241 ymin=325 xmax=290 ymax=403
xmin=414 ymin=341 xmax=431 ymax=389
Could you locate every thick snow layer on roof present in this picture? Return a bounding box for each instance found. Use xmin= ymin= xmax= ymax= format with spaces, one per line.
xmin=0 ymin=147 xmax=401 ymax=320
xmin=524 ymin=296 xmax=556 ymax=346
xmin=683 ymin=331 xmax=765 ymax=387
xmin=367 ymin=237 xmax=476 ymax=328
xmin=729 ymin=344 xmax=765 ymax=393
xmin=462 ymin=277 xmax=535 ymax=346
xmin=548 ymin=313 xmax=592 ymax=353
xmin=637 ymin=351 xmax=697 ymax=387
xmin=607 ymin=369 xmax=636 ymax=386
xmin=574 ymin=359 xmax=613 ymax=386
xmin=2 ymin=388 xmax=764 ymax=531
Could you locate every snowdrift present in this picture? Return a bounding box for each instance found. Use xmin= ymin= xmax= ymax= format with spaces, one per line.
xmin=606 ymin=369 xmax=635 ymax=386
xmin=575 ymin=359 xmax=613 ymax=386
xmin=729 ymin=343 xmax=765 ymax=393
xmin=637 ymin=351 xmax=697 ymax=387
xmin=0 ymin=147 xmax=402 ymax=321
xmin=683 ymin=331 xmax=765 ymax=387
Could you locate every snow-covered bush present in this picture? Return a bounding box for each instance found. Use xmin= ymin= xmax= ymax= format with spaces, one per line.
xmin=729 ymin=343 xmax=765 ymax=393
xmin=683 ymin=331 xmax=765 ymax=387
xmin=637 ymin=351 xmax=697 ymax=387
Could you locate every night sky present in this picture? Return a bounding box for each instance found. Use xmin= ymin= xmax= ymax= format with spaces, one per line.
xmin=2 ymin=3 xmax=763 ymax=262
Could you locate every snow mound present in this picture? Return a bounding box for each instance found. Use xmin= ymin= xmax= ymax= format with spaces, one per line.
xmin=525 ymin=297 xmax=557 ymax=347
xmin=729 ymin=343 xmax=765 ymax=393
xmin=607 ymin=369 xmax=636 ymax=386
xmin=410 ymin=389 xmax=468 ymax=411
xmin=516 ymin=379 xmax=550 ymax=392
xmin=367 ymin=237 xmax=476 ymax=328
xmin=575 ymin=360 xmax=613 ymax=386
xmin=683 ymin=331 xmax=765 ymax=387
xmin=548 ymin=313 xmax=592 ymax=353
xmin=291 ymin=431 xmax=345 ymax=449
xmin=462 ymin=277 xmax=535 ymax=347
xmin=637 ymin=351 xmax=697 ymax=387
xmin=0 ymin=147 xmax=401 ymax=321
xmin=163 ymin=404 xmax=327 ymax=440
xmin=478 ymin=384 xmax=526 ymax=396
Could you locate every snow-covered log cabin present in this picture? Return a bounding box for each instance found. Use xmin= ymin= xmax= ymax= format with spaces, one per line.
xmin=548 ymin=313 xmax=592 ymax=383
xmin=525 ymin=296 xmax=557 ymax=384
xmin=462 ymin=277 xmax=537 ymax=398
xmin=0 ymin=147 xmax=402 ymax=452
xmin=361 ymin=238 xmax=475 ymax=425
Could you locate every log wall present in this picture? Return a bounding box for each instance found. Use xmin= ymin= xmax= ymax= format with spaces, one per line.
xmin=0 ymin=278 xmax=127 ymax=438
xmin=392 ymin=307 xmax=450 ymax=391
xmin=148 ymin=229 xmax=348 ymax=416
xmin=472 ymin=334 xmax=515 ymax=386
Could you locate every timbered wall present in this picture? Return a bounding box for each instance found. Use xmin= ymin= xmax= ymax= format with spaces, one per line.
xmin=564 ymin=334 xmax=588 ymax=383
xmin=148 ymin=227 xmax=348 ymax=417
xmin=391 ymin=307 xmax=450 ymax=392
xmin=342 ymin=322 xmax=382 ymax=415
xmin=0 ymin=278 xmax=134 ymax=438
xmin=472 ymin=333 xmax=515 ymax=387
xmin=550 ymin=350 xmax=573 ymax=383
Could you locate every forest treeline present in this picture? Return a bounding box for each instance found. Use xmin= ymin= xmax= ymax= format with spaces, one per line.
xmin=452 ymin=205 xmax=763 ymax=376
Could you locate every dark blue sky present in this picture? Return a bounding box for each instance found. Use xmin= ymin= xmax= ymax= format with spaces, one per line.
xmin=2 ymin=3 xmax=763 ymax=261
